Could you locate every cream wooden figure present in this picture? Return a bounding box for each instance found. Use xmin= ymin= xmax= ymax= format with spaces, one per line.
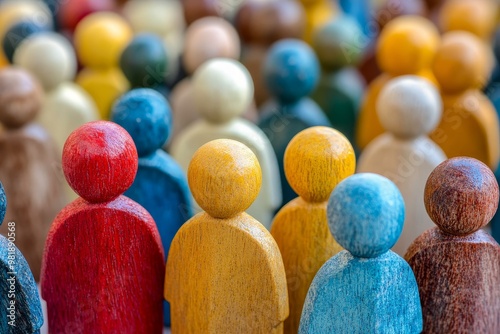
xmin=358 ymin=76 xmax=446 ymax=255
xmin=171 ymin=58 xmax=281 ymax=229
xmin=14 ymin=32 xmax=99 ymax=202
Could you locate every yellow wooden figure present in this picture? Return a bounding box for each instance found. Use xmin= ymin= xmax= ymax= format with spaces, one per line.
xmin=430 ymin=31 xmax=500 ymax=171
xmin=271 ymin=126 xmax=355 ymax=334
xmin=74 ymin=12 xmax=133 ymax=119
xmin=165 ymin=139 xmax=288 ymax=333
xmin=356 ymin=16 xmax=440 ymax=150
xmin=299 ymin=0 xmax=337 ymax=43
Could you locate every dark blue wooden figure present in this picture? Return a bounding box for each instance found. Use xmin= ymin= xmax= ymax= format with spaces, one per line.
xmin=0 ymin=182 xmax=43 ymax=334
xmin=299 ymin=173 xmax=423 ymax=334
xmin=2 ymin=21 xmax=48 ymax=63
xmin=258 ymin=39 xmax=331 ymax=210
xmin=111 ymin=88 xmax=192 ymax=327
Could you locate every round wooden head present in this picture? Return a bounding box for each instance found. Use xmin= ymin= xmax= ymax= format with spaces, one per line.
xmin=312 ymin=16 xmax=365 ymax=71
xmin=183 ymin=17 xmax=240 ymax=75
xmin=123 ymin=0 xmax=185 ymax=37
xmin=188 ymin=139 xmax=262 ymax=219
xmin=432 ymin=31 xmax=490 ymax=93
xmin=111 ymin=88 xmax=171 ymax=157
xmin=327 ymin=173 xmax=405 ymax=258
xmin=235 ymin=0 xmax=305 ymax=45
xmin=193 ymin=58 xmax=253 ymax=124
xmin=182 ymin=0 xmax=219 ymax=26
xmin=62 ymin=121 xmax=138 ymax=203
xmin=119 ymin=33 xmax=167 ymax=88
xmin=2 ymin=20 xmax=48 ymax=63
xmin=13 ymin=32 xmax=76 ymax=92
xmin=377 ymin=75 xmax=441 ymax=139
xmin=74 ymin=12 xmax=133 ymax=69
xmin=376 ymin=16 xmax=439 ymax=76
xmin=439 ymin=0 xmax=496 ymax=40
xmin=425 ymin=157 xmax=499 ymax=235
xmin=57 ymin=0 xmax=116 ymax=33
xmin=264 ymin=38 xmax=320 ymax=103
xmin=284 ymin=126 xmax=355 ymax=203
xmin=0 ymin=67 xmax=42 ymax=129
xmin=0 ymin=1 xmax=53 ymax=42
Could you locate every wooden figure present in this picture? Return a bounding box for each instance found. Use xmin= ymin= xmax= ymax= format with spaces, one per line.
xmin=13 ymin=32 xmax=99 ymax=202
xmin=405 ymin=157 xmax=500 ymax=333
xmin=0 ymin=182 xmax=44 ymax=334
xmin=74 ymin=12 xmax=133 ymax=120
xmin=169 ymin=17 xmax=257 ymax=147
xmin=111 ymin=88 xmax=192 ymax=327
xmin=165 ymin=139 xmax=288 ymax=333
xmin=0 ymin=67 xmax=65 ymax=281
xmin=300 ymin=173 xmax=423 ymax=333
xmin=171 ymin=59 xmax=280 ymax=228
xmin=358 ymin=76 xmax=446 ymax=256
xmin=311 ymin=15 xmax=366 ymax=146
xmin=2 ymin=20 xmax=48 ymax=63
xmin=356 ymin=15 xmax=440 ymax=150
xmin=297 ymin=0 xmax=338 ymax=44
xmin=41 ymin=121 xmax=165 ymax=333
xmin=235 ymin=0 xmax=305 ymax=107
xmin=271 ymin=126 xmax=355 ymax=334
xmin=56 ymin=0 xmax=116 ymax=33
xmin=182 ymin=0 xmax=220 ymax=26
xmin=259 ymin=39 xmax=331 ymax=210
xmin=430 ymin=31 xmax=500 ymax=170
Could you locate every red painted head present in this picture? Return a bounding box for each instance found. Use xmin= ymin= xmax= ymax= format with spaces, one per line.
xmin=62 ymin=121 xmax=138 ymax=203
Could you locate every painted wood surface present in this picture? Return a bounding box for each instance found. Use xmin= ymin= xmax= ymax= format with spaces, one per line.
xmin=171 ymin=59 xmax=280 ymax=228
xmin=2 ymin=20 xmax=48 ymax=63
xmin=74 ymin=12 xmax=132 ymax=119
xmin=165 ymin=139 xmax=288 ymax=333
xmin=358 ymin=76 xmax=446 ymax=255
xmin=0 ymin=181 xmax=43 ymax=333
xmin=271 ymin=126 xmax=355 ymax=333
xmin=300 ymin=173 xmax=422 ymax=333
xmin=405 ymin=157 xmax=500 ymax=333
xmin=41 ymin=121 xmax=165 ymax=333
xmin=311 ymin=16 xmax=365 ymax=146
xmin=0 ymin=67 xmax=65 ymax=282
xmin=356 ymin=15 xmax=439 ymax=150
xmin=259 ymin=39 xmax=331 ymax=210
xmin=439 ymin=0 xmax=496 ymax=40
xmin=112 ymin=88 xmax=192 ymax=326
xmin=430 ymin=31 xmax=500 ymax=170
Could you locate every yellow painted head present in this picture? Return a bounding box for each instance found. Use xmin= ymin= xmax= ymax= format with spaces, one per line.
xmin=284 ymin=126 xmax=355 ymax=203
xmin=439 ymin=0 xmax=496 ymax=40
xmin=188 ymin=139 xmax=262 ymax=219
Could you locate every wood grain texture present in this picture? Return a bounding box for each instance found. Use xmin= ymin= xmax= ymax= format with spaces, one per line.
xmin=405 ymin=157 xmax=500 ymax=333
xmin=165 ymin=139 xmax=288 ymax=333
xmin=271 ymin=126 xmax=354 ymax=333
xmin=300 ymin=173 xmax=422 ymax=333
xmin=0 ymin=182 xmax=44 ymax=333
xmin=41 ymin=121 xmax=165 ymax=333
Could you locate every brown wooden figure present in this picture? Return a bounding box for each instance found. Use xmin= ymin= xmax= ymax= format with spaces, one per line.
xmin=405 ymin=157 xmax=500 ymax=333
xmin=165 ymin=139 xmax=288 ymax=333
xmin=430 ymin=31 xmax=500 ymax=170
xmin=0 ymin=67 xmax=65 ymax=281
xmin=271 ymin=126 xmax=355 ymax=334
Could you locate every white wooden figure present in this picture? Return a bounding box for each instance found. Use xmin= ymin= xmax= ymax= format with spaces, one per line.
xmin=171 ymin=58 xmax=281 ymax=228
xmin=357 ymin=75 xmax=446 ymax=255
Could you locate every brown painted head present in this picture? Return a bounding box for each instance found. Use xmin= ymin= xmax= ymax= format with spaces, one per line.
xmin=425 ymin=157 xmax=499 ymax=236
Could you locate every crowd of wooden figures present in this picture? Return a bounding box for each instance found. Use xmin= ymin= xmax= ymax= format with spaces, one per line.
xmin=1 ymin=0 xmax=500 ymax=333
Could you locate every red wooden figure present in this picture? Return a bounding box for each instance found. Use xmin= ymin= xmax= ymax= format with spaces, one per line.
xmin=41 ymin=121 xmax=165 ymax=333
xmin=405 ymin=157 xmax=500 ymax=333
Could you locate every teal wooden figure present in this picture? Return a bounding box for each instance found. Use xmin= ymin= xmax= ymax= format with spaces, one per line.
xmin=299 ymin=173 xmax=423 ymax=334
xmin=0 ymin=181 xmax=43 ymax=334
xmin=119 ymin=33 xmax=169 ymax=96
xmin=258 ymin=39 xmax=331 ymax=210
xmin=311 ymin=16 xmax=366 ymax=147
xmin=111 ymin=88 xmax=192 ymax=327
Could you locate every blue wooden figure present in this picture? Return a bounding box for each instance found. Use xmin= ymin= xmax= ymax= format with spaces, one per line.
xmin=111 ymin=88 xmax=192 ymax=327
xmin=299 ymin=173 xmax=423 ymax=334
xmin=258 ymin=39 xmax=331 ymax=210
xmin=0 ymin=181 xmax=43 ymax=334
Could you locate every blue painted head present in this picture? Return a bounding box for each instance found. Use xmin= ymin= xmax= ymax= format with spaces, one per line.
xmin=3 ymin=20 xmax=48 ymax=62
xmin=0 ymin=182 xmax=6 ymax=224
xmin=111 ymin=88 xmax=172 ymax=157
xmin=327 ymin=173 xmax=405 ymax=258
xmin=263 ymin=39 xmax=320 ymax=104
